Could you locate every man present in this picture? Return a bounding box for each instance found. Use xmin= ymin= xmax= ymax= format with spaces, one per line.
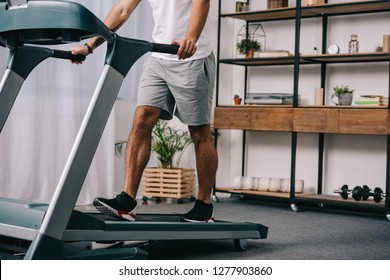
xmin=71 ymin=0 xmax=217 ymax=222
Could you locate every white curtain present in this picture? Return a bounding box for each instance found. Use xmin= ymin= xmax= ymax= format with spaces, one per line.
xmin=0 ymin=0 xmax=153 ymax=205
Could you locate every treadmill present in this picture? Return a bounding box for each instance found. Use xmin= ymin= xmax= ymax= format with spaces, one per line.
xmin=0 ymin=0 xmax=268 ymax=260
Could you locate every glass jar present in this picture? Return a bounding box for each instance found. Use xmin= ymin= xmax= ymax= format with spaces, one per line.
xmin=349 ymin=34 xmax=359 ymax=53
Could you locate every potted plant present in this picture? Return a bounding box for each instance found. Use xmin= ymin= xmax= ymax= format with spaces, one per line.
xmin=234 ymin=94 xmax=242 ymax=105
xmin=236 ymin=38 xmax=261 ymax=58
xmin=115 ymin=120 xmax=219 ymax=203
xmin=115 ymin=120 xmax=193 ymax=167
xmin=331 ymin=85 xmax=354 ymax=106
xmin=150 ymin=120 xmax=193 ymax=168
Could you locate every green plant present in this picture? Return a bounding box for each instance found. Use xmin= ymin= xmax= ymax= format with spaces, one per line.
xmin=151 ymin=120 xmax=193 ymax=169
xmin=115 ymin=120 xmax=220 ymax=169
xmin=332 ymin=85 xmax=354 ymax=97
xmin=236 ymin=38 xmax=261 ymax=55
xmin=115 ymin=120 xmax=192 ymax=168
xmin=234 ymin=94 xmax=240 ymax=99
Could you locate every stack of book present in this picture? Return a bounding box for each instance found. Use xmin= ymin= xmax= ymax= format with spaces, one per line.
xmin=354 ymin=95 xmax=388 ymax=107
xmin=245 ymin=93 xmax=300 ymax=105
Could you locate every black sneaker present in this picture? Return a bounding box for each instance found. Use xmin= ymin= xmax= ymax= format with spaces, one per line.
xmin=183 ymin=200 xmax=214 ymax=223
xmin=93 ymin=191 xmax=137 ymax=221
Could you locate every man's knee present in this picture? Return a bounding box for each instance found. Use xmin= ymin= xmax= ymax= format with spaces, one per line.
xmin=189 ymin=124 xmax=213 ymax=145
xmin=132 ymin=106 xmax=161 ymax=130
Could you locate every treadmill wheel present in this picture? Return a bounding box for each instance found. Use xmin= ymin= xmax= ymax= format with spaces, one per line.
xmin=234 ymin=239 xmax=247 ymax=251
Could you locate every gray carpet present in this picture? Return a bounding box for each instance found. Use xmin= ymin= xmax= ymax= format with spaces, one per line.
xmin=132 ymin=196 xmax=390 ymax=260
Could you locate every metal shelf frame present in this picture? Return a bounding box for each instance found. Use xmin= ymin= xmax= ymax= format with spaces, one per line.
xmin=215 ymin=0 xmax=390 ymax=219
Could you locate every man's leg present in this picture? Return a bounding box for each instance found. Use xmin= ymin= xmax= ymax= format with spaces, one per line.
xmin=93 ymin=106 xmax=161 ymax=220
xmin=124 ymin=106 xmax=161 ymax=199
xmin=189 ymin=124 xmax=218 ymax=203
xmin=183 ymin=124 xmax=218 ymax=222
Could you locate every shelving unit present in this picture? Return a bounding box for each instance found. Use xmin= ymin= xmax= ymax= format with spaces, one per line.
xmin=214 ymin=0 xmax=390 ymax=220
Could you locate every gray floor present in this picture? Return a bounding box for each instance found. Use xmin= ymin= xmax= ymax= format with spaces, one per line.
xmin=127 ymin=196 xmax=390 ymax=260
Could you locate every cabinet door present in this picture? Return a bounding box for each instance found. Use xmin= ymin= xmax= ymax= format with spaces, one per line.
xmin=293 ymin=108 xmax=338 ymax=133
xmin=214 ymin=107 xmax=293 ymax=131
xmin=338 ymin=109 xmax=389 ymax=135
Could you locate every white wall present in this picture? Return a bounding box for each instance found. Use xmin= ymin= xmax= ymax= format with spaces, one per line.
xmin=214 ymin=0 xmax=390 ymax=195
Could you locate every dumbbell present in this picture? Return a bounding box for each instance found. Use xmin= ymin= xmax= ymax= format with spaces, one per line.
xmin=351 ymin=186 xmax=364 ymax=201
xmin=334 ymin=185 xmax=364 ymax=200
xmin=372 ymin=187 xmax=386 ymax=203
xmin=351 ymin=185 xmax=386 ymax=203
xmin=333 ymin=184 xmax=351 ymax=199
xmin=355 ymin=185 xmax=374 ymax=201
xmin=361 ymin=185 xmax=370 ymax=201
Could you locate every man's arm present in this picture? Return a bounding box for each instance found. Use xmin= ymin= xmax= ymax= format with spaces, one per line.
xmin=173 ymin=0 xmax=210 ymax=60
xmin=71 ymin=0 xmax=141 ymax=61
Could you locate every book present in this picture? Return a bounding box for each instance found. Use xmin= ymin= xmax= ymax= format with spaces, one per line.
xmin=258 ymin=50 xmax=292 ymax=58
xmin=354 ymin=95 xmax=388 ymax=106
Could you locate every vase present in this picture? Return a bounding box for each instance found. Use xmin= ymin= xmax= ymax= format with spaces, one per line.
xmin=234 ymin=97 xmax=242 ymax=105
xmin=246 ymin=49 xmax=255 ymax=58
xmin=331 ymin=91 xmax=353 ymax=106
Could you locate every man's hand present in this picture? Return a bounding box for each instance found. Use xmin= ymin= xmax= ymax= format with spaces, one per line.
xmin=172 ymin=38 xmax=197 ymax=60
xmin=70 ymin=45 xmax=90 ymax=64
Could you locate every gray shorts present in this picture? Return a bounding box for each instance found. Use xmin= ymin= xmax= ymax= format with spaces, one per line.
xmin=137 ymin=52 xmax=215 ymax=126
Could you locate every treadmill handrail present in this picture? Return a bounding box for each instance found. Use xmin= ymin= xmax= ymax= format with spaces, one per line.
xmin=52 ymin=49 xmax=85 ymax=62
xmin=151 ymin=43 xmax=179 ymax=55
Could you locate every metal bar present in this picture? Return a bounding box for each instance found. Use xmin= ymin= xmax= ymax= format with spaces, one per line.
xmin=317 ymin=15 xmax=328 ymax=195
xmin=386 ymin=135 xmax=390 ymax=217
xmin=289 ymin=0 xmax=301 ymax=206
xmin=0 ymin=223 xmax=37 ymax=241
xmin=0 ymin=46 xmax=53 ymax=133
xmin=242 ymin=131 xmax=246 ymax=177
xmin=213 ymin=0 xmax=222 ymax=198
xmin=39 ymin=65 xmax=125 ymax=240
xmin=386 ymin=58 xmax=390 ymax=218
xmin=290 ymin=132 xmax=297 ymax=204
xmin=215 ymin=0 xmax=222 ymax=107
xmin=0 ymin=70 xmax=24 ymax=133
xmin=292 ymin=1 xmax=301 ymax=108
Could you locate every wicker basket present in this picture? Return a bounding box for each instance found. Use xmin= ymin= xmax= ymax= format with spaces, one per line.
xmin=267 ymin=0 xmax=288 ymax=9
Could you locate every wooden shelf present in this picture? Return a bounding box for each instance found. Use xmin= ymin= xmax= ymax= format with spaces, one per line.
xmin=219 ymin=57 xmax=296 ymax=66
xmin=296 ymin=194 xmax=385 ymax=211
xmin=216 ymin=188 xmax=385 ymax=211
xmin=303 ymin=1 xmax=390 ymax=17
xmin=294 ymin=108 xmax=339 ymax=133
xmin=219 ymin=52 xmax=389 ymax=67
xmin=214 ymin=106 xmax=293 ymax=131
xmin=216 ymin=187 xmax=306 ymax=199
xmin=221 ymin=1 xmax=390 ymax=22
xmin=301 ymin=52 xmax=390 ymax=64
xmin=222 ymin=7 xmax=299 ymax=22
xmin=214 ymin=106 xmax=390 ymax=135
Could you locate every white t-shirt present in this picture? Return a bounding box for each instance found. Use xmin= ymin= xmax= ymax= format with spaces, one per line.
xmin=145 ymin=0 xmax=211 ymax=61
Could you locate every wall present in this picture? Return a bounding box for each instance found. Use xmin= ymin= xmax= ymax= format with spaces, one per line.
xmin=214 ymin=0 xmax=390 ymax=195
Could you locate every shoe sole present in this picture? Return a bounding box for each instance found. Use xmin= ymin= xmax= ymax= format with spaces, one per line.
xmin=93 ymin=199 xmax=136 ymax=221
xmin=183 ymin=211 xmax=215 ymax=223
xmin=183 ymin=217 xmax=215 ymax=223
